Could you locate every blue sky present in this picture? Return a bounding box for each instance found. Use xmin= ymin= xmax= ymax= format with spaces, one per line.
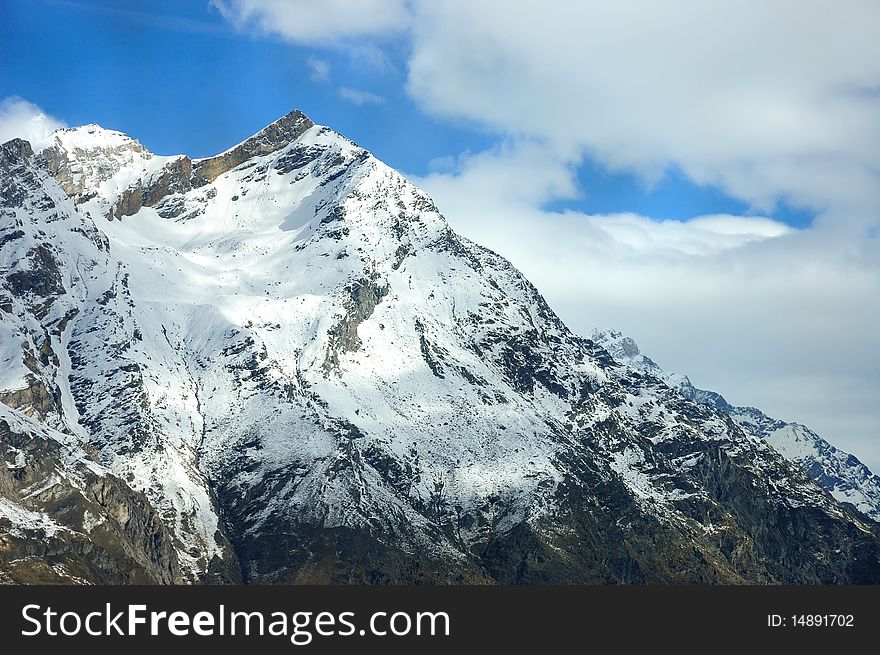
xmin=1 ymin=0 xmax=878 ymax=469
xmin=1 ymin=0 xmax=811 ymax=224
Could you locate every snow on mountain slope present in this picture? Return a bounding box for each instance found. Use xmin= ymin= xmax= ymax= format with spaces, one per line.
xmin=2 ymin=112 xmax=880 ymax=583
xmin=0 ymin=135 xmax=236 ymax=581
xmin=41 ymin=125 xmax=176 ymax=213
xmin=592 ymin=328 xmax=880 ymax=523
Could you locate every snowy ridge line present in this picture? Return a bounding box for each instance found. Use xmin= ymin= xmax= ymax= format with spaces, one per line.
xmin=592 ymin=328 xmax=880 ymax=523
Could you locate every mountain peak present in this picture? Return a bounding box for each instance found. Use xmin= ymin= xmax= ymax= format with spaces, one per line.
xmin=0 ymin=138 xmax=34 ymax=167
xmin=45 ymin=123 xmax=148 ymax=156
xmin=250 ymin=108 xmax=314 ymax=148
xmin=5 ymin=108 xmax=880 ymax=584
xmin=591 ymin=328 xmax=641 ymax=358
xmin=191 ymin=109 xmax=314 ymax=185
xmin=211 ymin=108 xmax=315 ymax=158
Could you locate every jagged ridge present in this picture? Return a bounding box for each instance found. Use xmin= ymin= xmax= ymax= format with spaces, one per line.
xmin=592 ymin=328 xmax=880 ymax=523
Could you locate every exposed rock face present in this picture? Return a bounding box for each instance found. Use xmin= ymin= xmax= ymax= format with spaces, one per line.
xmin=96 ymin=111 xmax=312 ymax=221
xmin=107 ymin=155 xmax=199 ymax=220
xmin=0 ymin=375 xmax=56 ymax=420
xmin=1 ymin=111 xmax=879 ymax=585
xmin=191 ymin=109 xmax=314 ymax=185
xmin=323 ymin=275 xmax=390 ymax=372
xmin=1 ymin=138 xmax=33 ymax=163
xmin=40 ymin=126 xmax=152 ymax=202
xmin=0 ymin=409 xmax=182 ymax=584
xmin=593 ymin=328 xmax=880 ymax=524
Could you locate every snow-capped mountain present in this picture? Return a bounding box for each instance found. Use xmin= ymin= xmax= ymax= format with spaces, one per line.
xmin=591 ymin=329 xmax=880 ymax=523
xmin=2 ymin=111 xmax=880 ymax=584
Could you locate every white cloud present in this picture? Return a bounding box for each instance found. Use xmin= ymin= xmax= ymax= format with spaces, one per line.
xmin=0 ymin=97 xmax=66 ymax=150
xmin=215 ymin=0 xmax=880 ymax=221
xmin=585 ymin=213 xmax=791 ymax=255
xmin=406 ymin=0 xmax=880 ymax=221
xmin=306 ymin=56 xmax=330 ymax=83
xmin=338 ymin=87 xmax=385 ymax=106
xmin=421 ymin=140 xmax=580 ymax=207
xmin=211 ymin=0 xmax=409 ymax=44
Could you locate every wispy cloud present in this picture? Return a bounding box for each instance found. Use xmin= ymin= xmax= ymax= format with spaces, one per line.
xmin=338 ymin=87 xmax=385 ymax=106
xmin=306 ymin=56 xmax=330 ymax=83
xmin=341 ymin=43 xmax=394 ymax=74
xmin=211 ymin=0 xmax=409 ymax=43
xmin=49 ymin=0 xmax=232 ymax=37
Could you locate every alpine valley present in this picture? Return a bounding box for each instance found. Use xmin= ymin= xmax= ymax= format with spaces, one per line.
xmin=2 ymin=110 xmax=879 ymax=585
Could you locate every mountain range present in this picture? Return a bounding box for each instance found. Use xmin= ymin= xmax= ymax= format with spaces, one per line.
xmin=1 ymin=110 xmax=879 ymax=584
xmin=592 ymin=328 xmax=880 ymax=523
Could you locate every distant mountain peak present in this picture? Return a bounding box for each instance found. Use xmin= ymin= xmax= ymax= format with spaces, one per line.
xmin=46 ymin=123 xmax=148 ymax=155
xmin=596 ymin=328 xmax=880 ymax=523
xmin=591 ymin=328 xmax=641 ymax=358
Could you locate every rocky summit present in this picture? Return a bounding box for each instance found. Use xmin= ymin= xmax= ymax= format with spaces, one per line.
xmin=2 ymin=111 xmax=879 ymax=584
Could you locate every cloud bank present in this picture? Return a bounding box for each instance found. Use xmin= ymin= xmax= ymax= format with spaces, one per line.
xmin=406 ymin=0 xmax=880 ymax=222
